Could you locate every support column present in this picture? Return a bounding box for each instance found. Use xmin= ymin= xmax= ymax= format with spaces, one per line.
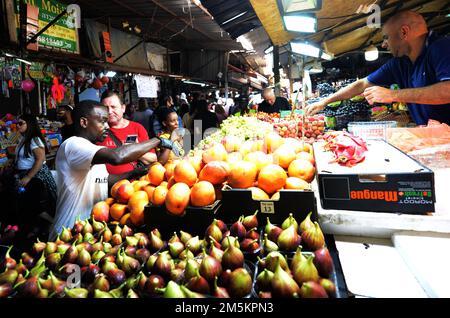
xmin=224 ymin=51 xmax=230 ymax=100
xmin=273 ymin=45 xmax=280 ymax=96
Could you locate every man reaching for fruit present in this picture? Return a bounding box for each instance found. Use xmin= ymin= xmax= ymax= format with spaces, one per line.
xmin=49 ymin=100 xmax=179 ymax=240
xmin=305 ymin=10 xmax=450 ymax=125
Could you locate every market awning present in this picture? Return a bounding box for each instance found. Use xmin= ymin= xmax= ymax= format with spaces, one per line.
xmin=249 ymin=0 xmax=450 ymax=58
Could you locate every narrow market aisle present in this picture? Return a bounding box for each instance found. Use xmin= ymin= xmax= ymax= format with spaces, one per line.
xmin=334 ymin=235 xmax=428 ymax=298
xmin=392 ymin=231 xmax=450 ymax=298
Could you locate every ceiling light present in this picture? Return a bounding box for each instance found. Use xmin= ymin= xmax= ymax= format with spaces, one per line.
xmin=307 ymin=61 xmax=323 ymax=73
xmin=237 ymin=35 xmax=254 ymax=51
xmin=222 ymin=11 xmax=247 ymax=25
xmin=106 ymin=71 xmax=116 ymax=77
xmin=5 ymin=53 xmax=15 ymax=57
xmin=183 ymin=80 xmax=206 ymax=87
xmin=16 ymin=58 xmax=32 ymax=65
xmin=278 ymin=0 xmax=322 ymax=13
xmin=365 ymin=45 xmax=379 ymax=61
xmin=290 ymin=41 xmax=320 ymax=58
xmin=264 ymin=46 xmax=273 ymax=54
xmin=134 ymin=25 xmax=141 ymax=34
xmin=122 ymin=21 xmax=129 ymax=28
xmin=321 ymin=51 xmax=334 ymax=61
xmin=283 ymin=14 xmax=317 ymax=33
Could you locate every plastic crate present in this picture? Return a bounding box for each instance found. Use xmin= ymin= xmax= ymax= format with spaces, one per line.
xmin=348 ymin=121 xmax=397 ymax=140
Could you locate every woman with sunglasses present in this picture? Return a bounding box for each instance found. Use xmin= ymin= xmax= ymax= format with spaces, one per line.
xmin=14 ymin=114 xmax=57 ymax=238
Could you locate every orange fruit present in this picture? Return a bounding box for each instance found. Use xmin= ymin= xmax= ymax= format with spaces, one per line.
xmin=263 ymin=132 xmax=284 ymax=154
xmin=227 ymin=161 xmax=258 ymax=189
xmin=109 ymin=203 xmax=128 ymax=221
xmin=227 ymin=152 xmax=243 ymax=165
xmin=164 ymin=161 xmax=177 ymax=180
xmin=167 ymin=176 xmax=176 ymax=189
xmin=285 ymin=177 xmax=311 ymax=190
xmin=258 ymin=164 xmax=287 ymax=194
xmin=91 ymin=201 xmax=110 ymax=222
xmin=188 ymin=156 xmax=205 ymax=174
xmin=151 ymin=186 xmax=168 ymax=206
xmin=190 ymin=181 xmax=216 ymax=207
xmin=239 ymin=140 xmax=255 ymax=157
xmin=133 ymin=180 xmax=150 ymax=192
xmin=105 ymin=197 xmax=115 ymax=206
xmin=272 ymin=147 xmax=296 ymax=169
xmin=202 ymin=144 xmax=228 ymax=164
xmin=128 ymin=191 xmax=149 ymax=227
xmin=165 ymin=182 xmax=191 ymax=216
xmin=244 ymin=151 xmax=272 ymax=173
xmin=148 ymin=163 xmax=166 ymax=186
xmin=296 ymin=151 xmax=315 ymax=166
xmin=173 ymin=161 xmax=198 ymax=187
xmin=288 ymin=159 xmax=316 ymax=183
xmin=143 ymin=185 xmax=156 ymax=201
xmin=199 ymin=161 xmax=230 ymax=185
xmin=283 ymin=138 xmax=304 ymax=153
xmin=271 ymin=192 xmax=280 ymax=200
xmin=111 ymin=179 xmax=130 ymax=199
xmin=251 ymin=140 xmax=265 ymax=152
xmin=249 ymin=187 xmax=270 ymax=200
xmin=222 ymin=136 xmax=242 ymax=153
xmin=119 ymin=213 xmax=132 ymax=226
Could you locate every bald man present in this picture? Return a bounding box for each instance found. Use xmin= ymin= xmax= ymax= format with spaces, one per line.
xmin=258 ymin=88 xmax=292 ymax=114
xmin=305 ymin=10 xmax=450 ymax=125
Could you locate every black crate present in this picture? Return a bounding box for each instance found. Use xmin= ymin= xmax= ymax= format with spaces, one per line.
xmin=219 ymin=187 xmax=318 ymax=225
xmin=144 ymin=200 xmax=221 ymax=237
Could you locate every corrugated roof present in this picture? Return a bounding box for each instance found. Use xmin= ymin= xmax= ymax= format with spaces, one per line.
xmin=58 ymin=0 xmax=244 ymax=51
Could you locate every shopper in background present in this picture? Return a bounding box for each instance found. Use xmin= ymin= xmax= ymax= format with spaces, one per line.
xmin=152 ymin=96 xmax=183 ymax=137
xmin=258 ymin=88 xmax=291 ymax=114
xmin=215 ymin=104 xmax=227 ymax=126
xmin=305 ymin=10 xmax=450 ymax=125
xmin=49 ymin=100 xmax=178 ymax=240
xmin=14 ymin=114 xmax=57 ymax=238
xmin=98 ymin=90 xmax=157 ymax=175
xmin=131 ymin=98 xmax=153 ymax=134
xmin=124 ymin=103 xmax=136 ymax=120
xmin=229 ymin=95 xmax=250 ymax=116
xmin=193 ymin=99 xmax=218 ymax=137
xmin=56 ymin=104 xmax=75 ymax=141
xmin=157 ymin=107 xmax=184 ymax=165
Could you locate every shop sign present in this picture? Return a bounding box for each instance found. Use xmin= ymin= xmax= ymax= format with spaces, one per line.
xmin=14 ymin=0 xmax=79 ymax=53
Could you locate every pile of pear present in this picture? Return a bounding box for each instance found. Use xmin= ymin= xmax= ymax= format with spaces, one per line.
xmin=256 ymin=212 xmax=336 ymax=298
xmin=0 ymin=215 xmax=257 ymax=298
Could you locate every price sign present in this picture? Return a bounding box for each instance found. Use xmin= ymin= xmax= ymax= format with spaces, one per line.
xmin=260 ymin=201 xmax=275 ymax=214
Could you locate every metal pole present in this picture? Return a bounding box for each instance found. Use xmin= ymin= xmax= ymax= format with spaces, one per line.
xmin=113 ymin=39 xmax=146 ymax=63
xmin=224 ymin=51 xmax=229 ymax=100
xmin=273 ymin=45 xmax=280 ymax=96
xmin=26 ymin=9 xmax=68 ymax=46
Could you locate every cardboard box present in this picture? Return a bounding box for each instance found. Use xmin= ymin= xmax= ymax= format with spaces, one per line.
xmin=314 ymin=140 xmax=435 ymax=214
xmin=144 ymin=200 xmax=221 ymax=237
xmin=219 ymin=186 xmax=318 ymax=225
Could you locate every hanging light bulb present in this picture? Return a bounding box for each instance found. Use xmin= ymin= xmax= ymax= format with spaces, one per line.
xmin=122 ymin=21 xmax=129 ymax=28
xmin=365 ymin=45 xmax=379 ymax=61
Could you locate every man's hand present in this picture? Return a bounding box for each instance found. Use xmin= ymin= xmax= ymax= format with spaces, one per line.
xmin=304 ymin=100 xmax=327 ymax=116
xmin=363 ymin=86 xmax=395 ymax=105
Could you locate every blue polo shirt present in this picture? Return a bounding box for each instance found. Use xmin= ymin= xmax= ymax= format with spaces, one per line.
xmin=367 ymin=31 xmax=450 ymax=125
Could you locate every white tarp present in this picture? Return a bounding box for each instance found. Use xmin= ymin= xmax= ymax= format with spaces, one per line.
xmin=134 ymin=75 xmax=158 ymax=98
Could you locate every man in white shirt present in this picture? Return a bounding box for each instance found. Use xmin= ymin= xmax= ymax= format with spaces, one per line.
xmin=49 ymin=100 xmax=177 ymax=240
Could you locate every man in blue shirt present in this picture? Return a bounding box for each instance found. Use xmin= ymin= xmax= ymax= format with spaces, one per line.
xmin=305 ymin=11 xmax=450 ymax=125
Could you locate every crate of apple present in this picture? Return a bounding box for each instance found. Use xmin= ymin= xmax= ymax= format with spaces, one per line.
xmin=298 ymin=115 xmax=326 ymax=141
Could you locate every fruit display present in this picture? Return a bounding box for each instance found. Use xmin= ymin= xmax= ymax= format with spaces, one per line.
xmin=323 ymin=131 xmax=368 ymax=167
xmin=322 ymin=99 xmax=371 ymax=130
xmin=272 ymin=114 xmax=326 ymax=142
xmin=0 ymin=214 xmax=260 ymax=299
xmin=195 ymin=116 xmax=273 ymax=151
xmin=254 ymin=213 xmax=337 ymax=298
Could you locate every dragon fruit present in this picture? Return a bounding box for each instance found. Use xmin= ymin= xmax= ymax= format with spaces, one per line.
xmin=323 ymin=131 xmax=368 ymax=167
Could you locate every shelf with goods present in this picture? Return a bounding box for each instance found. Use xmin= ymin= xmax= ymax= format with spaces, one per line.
xmin=0 ymin=209 xmax=349 ymax=298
